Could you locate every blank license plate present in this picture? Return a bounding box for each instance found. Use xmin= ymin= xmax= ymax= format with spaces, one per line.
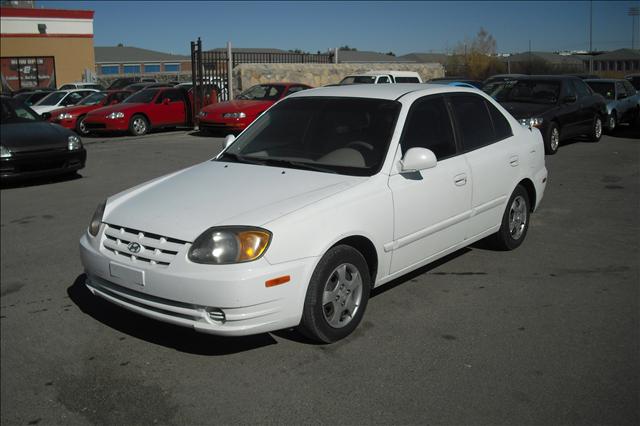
xmin=109 ymin=262 xmax=145 ymax=287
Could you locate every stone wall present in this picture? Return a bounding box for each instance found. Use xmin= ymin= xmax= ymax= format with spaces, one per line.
xmin=232 ymin=63 xmax=445 ymax=91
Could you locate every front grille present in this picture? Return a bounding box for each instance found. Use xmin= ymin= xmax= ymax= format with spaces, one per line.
xmin=102 ymin=223 xmax=187 ymax=267
xmin=85 ymin=122 xmax=106 ymax=129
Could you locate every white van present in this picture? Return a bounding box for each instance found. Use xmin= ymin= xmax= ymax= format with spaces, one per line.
xmin=339 ymin=70 xmax=422 ymax=85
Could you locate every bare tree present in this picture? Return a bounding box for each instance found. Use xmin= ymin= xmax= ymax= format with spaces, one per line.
xmin=451 ymin=27 xmax=504 ymax=80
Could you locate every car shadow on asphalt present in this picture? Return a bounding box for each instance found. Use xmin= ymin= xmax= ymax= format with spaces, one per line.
xmin=67 ymin=274 xmax=278 ymax=355
xmin=1 ymin=172 xmax=82 ymax=190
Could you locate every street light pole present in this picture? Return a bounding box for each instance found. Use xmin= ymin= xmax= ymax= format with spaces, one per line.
xmin=630 ymin=7 xmax=640 ymax=49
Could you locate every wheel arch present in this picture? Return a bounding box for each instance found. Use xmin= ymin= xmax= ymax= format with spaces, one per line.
xmin=329 ymin=235 xmax=378 ymax=286
xmin=131 ymin=112 xmax=152 ymax=128
xmin=517 ymin=178 xmax=537 ymax=212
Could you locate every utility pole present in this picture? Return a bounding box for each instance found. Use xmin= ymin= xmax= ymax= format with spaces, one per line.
xmin=630 ymin=7 xmax=640 ymax=49
xmin=589 ymin=0 xmax=593 ymax=72
xmin=528 ymin=40 xmax=532 ymax=75
xmin=227 ymin=41 xmax=233 ymax=100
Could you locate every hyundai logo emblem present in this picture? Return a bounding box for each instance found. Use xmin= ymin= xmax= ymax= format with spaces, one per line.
xmin=127 ymin=242 xmax=141 ymax=254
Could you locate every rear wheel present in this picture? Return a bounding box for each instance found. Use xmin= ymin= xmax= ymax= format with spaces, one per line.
xmin=298 ymin=245 xmax=370 ymax=343
xmin=544 ymin=122 xmax=560 ymax=155
xmin=589 ymin=114 xmax=603 ymax=142
xmin=129 ymin=114 xmax=149 ymax=136
xmin=75 ymin=115 xmax=89 ymax=136
xmin=606 ymin=112 xmax=616 ymax=133
xmin=490 ymin=185 xmax=530 ymax=251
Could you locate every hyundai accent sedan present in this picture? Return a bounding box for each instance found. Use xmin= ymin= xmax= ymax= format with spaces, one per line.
xmin=80 ymin=84 xmax=547 ymax=343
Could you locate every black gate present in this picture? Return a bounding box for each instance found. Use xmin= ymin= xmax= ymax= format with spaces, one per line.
xmin=190 ymin=38 xmax=333 ymax=121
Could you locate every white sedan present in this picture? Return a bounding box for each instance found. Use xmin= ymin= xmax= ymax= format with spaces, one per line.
xmin=80 ymin=84 xmax=547 ymax=343
xmin=31 ymin=89 xmax=98 ymax=115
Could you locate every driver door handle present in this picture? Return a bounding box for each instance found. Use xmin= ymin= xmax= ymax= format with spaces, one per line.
xmin=454 ymin=173 xmax=467 ymax=186
xmin=510 ymin=155 xmax=519 ymax=167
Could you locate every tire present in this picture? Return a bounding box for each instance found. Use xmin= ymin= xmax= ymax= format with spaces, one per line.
xmin=589 ymin=114 xmax=603 ymax=142
xmin=129 ymin=114 xmax=149 ymax=136
xmin=490 ymin=185 xmax=530 ymax=251
xmin=75 ymin=115 xmax=89 ymax=136
xmin=544 ymin=122 xmax=560 ymax=155
xmin=298 ymin=245 xmax=371 ymax=343
xmin=606 ymin=112 xmax=616 ymax=133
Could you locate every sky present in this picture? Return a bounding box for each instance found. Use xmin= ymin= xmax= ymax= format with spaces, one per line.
xmin=41 ymin=1 xmax=640 ymax=55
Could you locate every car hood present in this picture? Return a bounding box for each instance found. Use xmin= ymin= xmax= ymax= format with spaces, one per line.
xmin=31 ymin=104 xmax=62 ymax=114
xmin=86 ymin=103 xmax=144 ymax=117
xmin=201 ymin=99 xmax=273 ymax=114
xmin=0 ymin=121 xmax=72 ymax=153
xmin=500 ymin=102 xmax=556 ymax=119
xmin=104 ymin=160 xmax=365 ymax=242
xmin=51 ymin=104 xmax=100 ymax=116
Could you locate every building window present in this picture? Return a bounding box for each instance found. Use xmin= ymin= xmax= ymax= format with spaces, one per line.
xmin=144 ymin=64 xmax=160 ymax=73
xmin=123 ymin=65 xmax=140 ymax=74
xmin=100 ymin=65 xmax=119 ymax=75
xmin=164 ymin=63 xmax=180 ymax=72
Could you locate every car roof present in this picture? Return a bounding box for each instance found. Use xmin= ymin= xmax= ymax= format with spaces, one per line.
xmin=288 ymin=83 xmax=480 ymax=100
xmin=585 ymin=78 xmax=624 ymax=83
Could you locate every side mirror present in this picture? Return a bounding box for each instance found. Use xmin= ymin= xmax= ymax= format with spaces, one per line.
xmin=400 ymin=147 xmax=437 ymax=172
xmin=562 ymin=95 xmax=577 ymax=103
xmin=163 ymin=98 xmax=171 ymax=105
xmin=224 ymin=134 xmax=236 ymax=148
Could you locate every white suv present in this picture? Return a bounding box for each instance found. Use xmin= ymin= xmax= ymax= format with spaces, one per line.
xmin=80 ymin=84 xmax=547 ymax=343
xmin=340 ymin=70 xmax=423 ymax=85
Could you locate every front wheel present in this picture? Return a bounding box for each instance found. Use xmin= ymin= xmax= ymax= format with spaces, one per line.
xmin=589 ymin=115 xmax=603 ymax=142
xmin=606 ymin=113 xmax=616 ymax=133
xmin=129 ymin=114 xmax=149 ymax=136
xmin=75 ymin=115 xmax=90 ymax=136
xmin=490 ymin=185 xmax=530 ymax=251
xmin=544 ymin=122 xmax=560 ymax=155
xmin=298 ymin=245 xmax=371 ymax=343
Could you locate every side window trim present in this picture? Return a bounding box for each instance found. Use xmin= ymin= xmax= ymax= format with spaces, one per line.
xmin=445 ymin=92 xmax=505 ymax=153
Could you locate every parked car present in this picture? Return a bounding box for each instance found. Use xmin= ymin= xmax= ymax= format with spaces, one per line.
xmin=107 ymin=78 xmax=141 ymax=90
xmin=1 ymin=96 xmax=86 ymax=181
xmin=59 ymin=82 xmax=104 ymax=91
xmin=482 ymin=74 xmax=527 ymax=86
xmin=79 ymin=84 xmax=547 ymax=343
xmin=585 ymin=79 xmax=639 ymax=132
xmin=625 ymin=74 xmax=640 ymax=91
xmin=48 ymin=90 xmax=133 ymax=136
xmin=83 ymin=87 xmax=192 ymax=136
xmin=430 ymin=81 xmax=478 ymax=89
xmin=31 ymin=89 xmax=99 ymax=116
xmin=491 ymin=75 xmax=606 ymax=155
xmin=197 ymin=83 xmax=311 ymax=133
xmin=429 ymin=77 xmax=483 ymax=88
xmin=12 ymin=90 xmax=53 ymax=106
xmin=340 ymin=71 xmax=422 ymax=85
xmin=123 ymin=82 xmax=156 ymax=92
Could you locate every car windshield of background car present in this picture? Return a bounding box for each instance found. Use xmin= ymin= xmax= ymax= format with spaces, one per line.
xmin=506 ymin=80 xmax=561 ymax=104
xmin=220 ymin=96 xmax=401 ymax=176
xmin=79 ymin=92 xmax=108 ymax=106
xmin=37 ymin=91 xmax=67 ymax=106
xmin=340 ymin=76 xmax=376 ymax=85
xmin=585 ymin=82 xmax=615 ymax=100
xmin=124 ymin=89 xmax=159 ymax=104
xmin=237 ymin=85 xmax=284 ymax=101
xmin=1 ymin=100 xmax=40 ymax=124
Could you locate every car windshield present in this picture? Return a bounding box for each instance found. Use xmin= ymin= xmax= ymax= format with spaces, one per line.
xmin=237 ymin=85 xmax=285 ymax=101
xmin=59 ymin=84 xmax=76 ymax=90
xmin=1 ymin=99 xmax=41 ymax=123
xmin=586 ymin=82 xmax=615 ymax=100
xmin=340 ymin=76 xmax=377 ymax=85
xmin=503 ymin=80 xmax=561 ymax=104
xmin=36 ymin=91 xmax=67 ymax=106
xmin=124 ymin=89 xmax=158 ymax=104
xmin=219 ymin=97 xmax=401 ymax=176
xmin=79 ymin=92 xmax=107 ymax=105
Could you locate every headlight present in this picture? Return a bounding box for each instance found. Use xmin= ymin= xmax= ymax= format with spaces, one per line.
xmin=106 ymin=112 xmax=125 ymax=119
xmin=58 ymin=113 xmax=73 ymax=120
xmin=0 ymin=145 xmax=12 ymax=159
xmin=222 ymin=112 xmax=246 ymax=119
xmin=188 ymin=226 xmax=271 ymax=264
xmin=198 ymin=111 xmax=208 ymax=118
xmin=88 ymin=200 xmax=106 ymax=237
xmin=518 ymin=117 xmax=544 ymax=128
xmin=68 ymin=135 xmax=82 ymax=151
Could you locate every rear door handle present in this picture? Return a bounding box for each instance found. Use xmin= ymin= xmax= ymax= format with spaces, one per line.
xmin=509 ymin=155 xmax=519 ymax=167
xmin=454 ymin=173 xmax=467 ymax=186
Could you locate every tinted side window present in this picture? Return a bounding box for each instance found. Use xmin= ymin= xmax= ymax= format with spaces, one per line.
xmin=572 ymin=79 xmax=592 ymax=98
xmin=449 ymin=94 xmax=494 ymax=151
xmin=400 ymin=95 xmax=456 ymax=160
xmin=615 ymin=82 xmax=627 ymax=99
xmin=623 ymin=80 xmax=637 ymax=94
xmin=486 ymin=101 xmax=513 ymax=141
xmin=378 ymin=76 xmax=390 ymax=84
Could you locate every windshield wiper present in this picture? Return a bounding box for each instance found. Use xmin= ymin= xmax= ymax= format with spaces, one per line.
xmin=217 ymin=152 xmax=265 ymax=165
xmin=262 ymin=158 xmax=338 ymax=174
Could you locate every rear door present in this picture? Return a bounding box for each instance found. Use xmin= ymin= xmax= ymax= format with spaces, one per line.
xmin=558 ymin=80 xmax=582 ymax=138
xmin=572 ymin=78 xmax=597 ymax=132
xmin=388 ymin=94 xmax=471 ymax=274
xmin=448 ymin=93 xmax=521 ymax=237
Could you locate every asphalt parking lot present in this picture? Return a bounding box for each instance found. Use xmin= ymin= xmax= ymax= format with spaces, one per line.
xmin=1 ymin=127 xmax=638 ymax=425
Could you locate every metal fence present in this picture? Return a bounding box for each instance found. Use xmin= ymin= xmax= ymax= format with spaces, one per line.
xmin=190 ymin=38 xmax=333 ymax=121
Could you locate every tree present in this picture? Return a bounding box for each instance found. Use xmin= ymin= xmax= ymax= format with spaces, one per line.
xmin=339 ymin=45 xmax=358 ymax=51
xmin=385 ymin=51 xmax=396 ymax=56
xmin=452 ymin=27 xmax=504 ymax=80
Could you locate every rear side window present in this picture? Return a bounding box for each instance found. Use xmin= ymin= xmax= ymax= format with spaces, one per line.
xmin=572 ymin=79 xmax=592 ymax=98
xmin=449 ymin=94 xmax=494 ymax=151
xmin=395 ymin=77 xmax=420 ymax=83
xmin=486 ymin=101 xmax=513 ymax=141
xmin=400 ymin=95 xmax=457 ymax=160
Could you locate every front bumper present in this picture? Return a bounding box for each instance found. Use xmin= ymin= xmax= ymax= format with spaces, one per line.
xmin=83 ymin=117 xmax=129 ymax=132
xmin=50 ymin=117 xmax=78 ymax=131
xmin=198 ymin=118 xmax=249 ymax=132
xmin=1 ymin=148 xmax=86 ymax=180
xmin=79 ymin=230 xmax=316 ymax=336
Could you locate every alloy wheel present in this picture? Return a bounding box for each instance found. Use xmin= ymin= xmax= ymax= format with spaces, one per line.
xmin=322 ymin=263 xmax=363 ymax=328
xmin=509 ymin=195 xmax=527 ymax=240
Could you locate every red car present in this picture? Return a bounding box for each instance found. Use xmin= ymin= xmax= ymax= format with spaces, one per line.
xmin=197 ymin=83 xmax=312 ymax=133
xmin=83 ymin=87 xmax=192 ymax=136
xmin=48 ymin=90 xmax=132 ymax=136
